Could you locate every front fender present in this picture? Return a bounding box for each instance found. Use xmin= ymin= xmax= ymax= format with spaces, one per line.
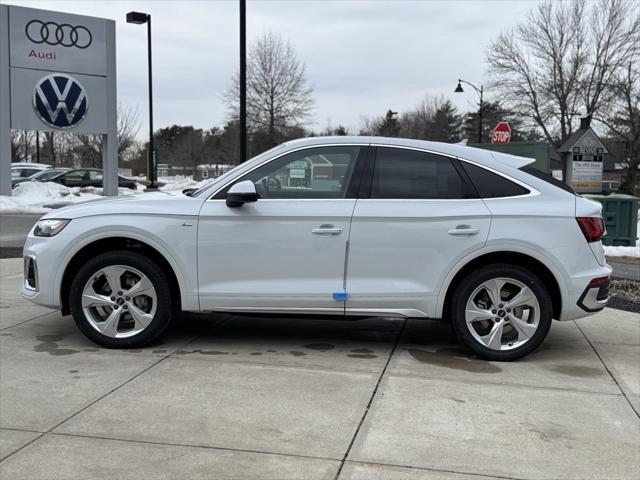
xmin=53 ymin=215 xmax=199 ymax=311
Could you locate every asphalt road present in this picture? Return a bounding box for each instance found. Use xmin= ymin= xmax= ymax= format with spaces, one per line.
xmin=0 ymin=214 xmax=42 ymax=258
xmin=608 ymin=260 xmax=640 ymax=282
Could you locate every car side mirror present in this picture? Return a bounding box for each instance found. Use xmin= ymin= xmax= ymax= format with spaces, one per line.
xmin=182 ymin=188 xmax=196 ymax=197
xmin=226 ymin=180 xmax=259 ymax=208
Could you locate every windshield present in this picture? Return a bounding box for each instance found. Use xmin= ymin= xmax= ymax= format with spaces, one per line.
xmin=191 ymin=143 xmax=287 ymax=197
xmin=34 ymin=170 xmax=62 ymax=180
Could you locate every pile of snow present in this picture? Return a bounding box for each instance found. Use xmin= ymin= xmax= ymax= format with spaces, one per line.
xmin=0 ymin=182 xmax=139 ymax=214
xmin=603 ymin=219 xmax=640 ymax=258
xmin=159 ymin=175 xmax=209 ymax=193
xmin=604 ymin=245 xmax=640 ymax=257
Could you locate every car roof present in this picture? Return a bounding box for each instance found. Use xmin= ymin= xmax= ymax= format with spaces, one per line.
xmin=281 ymin=136 xmax=535 ymax=170
xmin=11 ymin=163 xmax=51 ymax=169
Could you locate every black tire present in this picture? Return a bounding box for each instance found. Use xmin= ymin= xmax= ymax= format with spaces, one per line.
xmin=451 ymin=263 xmax=552 ymax=361
xmin=69 ymin=250 xmax=173 ymax=348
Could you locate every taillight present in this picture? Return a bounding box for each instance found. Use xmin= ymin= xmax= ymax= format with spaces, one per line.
xmin=576 ymin=217 xmax=606 ymax=243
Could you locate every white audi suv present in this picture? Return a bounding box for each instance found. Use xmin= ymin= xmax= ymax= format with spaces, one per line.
xmin=21 ymin=137 xmax=611 ymax=360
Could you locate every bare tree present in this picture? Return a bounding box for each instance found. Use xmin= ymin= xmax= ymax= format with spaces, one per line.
xmin=226 ymin=31 xmax=314 ymax=147
xmin=596 ymin=63 xmax=640 ymax=193
xmin=74 ymin=103 xmax=141 ymax=168
xmin=400 ymin=95 xmax=462 ymax=142
xmin=486 ymin=0 xmax=640 ymax=143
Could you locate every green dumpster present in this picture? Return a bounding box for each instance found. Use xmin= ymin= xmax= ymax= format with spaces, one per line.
xmin=584 ymin=194 xmax=639 ymax=246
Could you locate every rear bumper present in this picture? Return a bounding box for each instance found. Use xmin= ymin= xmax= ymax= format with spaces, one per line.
xmin=558 ymin=263 xmax=612 ymax=321
xmin=577 ymin=278 xmax=610 ymax=313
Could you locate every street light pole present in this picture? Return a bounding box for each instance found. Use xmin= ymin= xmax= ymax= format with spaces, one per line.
xmin=455 ymin=79 xmax=484 ymax=144
xmin=127 ymin=11 xmax=156 ymax=189
xmin=239 ymin=0 xmax=247 ymax=163
xmin=146 ymin=15 xmax=155 ymax=188
xmin=478 ymin=84 xmax=483 ymax=144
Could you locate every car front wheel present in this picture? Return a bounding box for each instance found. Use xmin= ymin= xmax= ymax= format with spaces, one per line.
xmin=451 ymin=264 xmax=552 ymax=361
xmin=69 ymin=250 xmax=173 ymax=348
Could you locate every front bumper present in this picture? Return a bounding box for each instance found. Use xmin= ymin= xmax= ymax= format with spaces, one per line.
xmin=20 ymin=233 xmax=71 ymax=309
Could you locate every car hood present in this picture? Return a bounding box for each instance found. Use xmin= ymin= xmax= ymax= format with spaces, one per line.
xmin=42 ymin=191 xmax=205 ymax=220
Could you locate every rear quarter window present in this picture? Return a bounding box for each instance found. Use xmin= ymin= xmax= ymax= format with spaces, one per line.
xmin=462 ymin=162 xmax=530 ymax=198
xmin=519 ymin=165 xmax=576 ymax=194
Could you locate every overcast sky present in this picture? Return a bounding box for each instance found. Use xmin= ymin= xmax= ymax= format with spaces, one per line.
xmin=6 ymin=0 xmax=542 ymax=134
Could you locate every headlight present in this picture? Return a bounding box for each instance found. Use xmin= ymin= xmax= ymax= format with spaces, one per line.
xmin=34 ymin=219 xmax=70 ymax=237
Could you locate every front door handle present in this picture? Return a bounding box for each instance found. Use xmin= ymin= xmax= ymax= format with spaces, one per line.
xmin=448 ymin=226 xmax=480 ymax=236
xmin=312 ymin=224 xmax=343 ymax=235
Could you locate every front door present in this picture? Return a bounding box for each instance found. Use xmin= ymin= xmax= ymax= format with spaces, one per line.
xmin=197 ymin=145 xmax=367 ymax=314
xmin=346 ymin=146 xmax=491 ymax=317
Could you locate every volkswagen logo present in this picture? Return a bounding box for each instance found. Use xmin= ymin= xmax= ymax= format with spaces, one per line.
xmin=33 ymin=74 xmax=88 ymax=129
xmin=25 ymin=20 xmax=92 ymax=49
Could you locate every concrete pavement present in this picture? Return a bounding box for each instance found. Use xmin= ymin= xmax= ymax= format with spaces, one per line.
xmin=0 ymin=257 xmax=638 ymax=479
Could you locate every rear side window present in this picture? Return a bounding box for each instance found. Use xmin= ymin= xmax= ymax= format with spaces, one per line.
xmin=462 ymin=162 xmax=530 ymax=198
xmin=371 ymin=147 xmax=471 ymax=199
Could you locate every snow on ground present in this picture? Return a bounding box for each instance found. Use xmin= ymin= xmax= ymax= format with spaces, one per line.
xmin=0 ymin=182 xmax=140 ymax=214
xmin=603 ymin=218 xmax=640 ymax=258
xmin=158 ymin=175 xmax=209 ymax=193
xmin=605 ymin=245 xmax=640 ymax=257
xmin=0 ymin=176 xmax=204 ymax=214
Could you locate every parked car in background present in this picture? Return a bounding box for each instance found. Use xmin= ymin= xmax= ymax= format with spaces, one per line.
xmin=11 ymin=163 xmax=51 ymax=183
xmin=12 ymin=168 xmax=69 ymax=188
xmin=601 ymin=180 xmax=620 ymax=195
xmin=21 ymin=137 xmax=611 ymax=361
xmin=46 ymin=168 xmax=138 ymax=190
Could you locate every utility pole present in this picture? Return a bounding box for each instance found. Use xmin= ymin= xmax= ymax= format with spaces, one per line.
xmin=239 ymin=0 xmax=247 ymax=163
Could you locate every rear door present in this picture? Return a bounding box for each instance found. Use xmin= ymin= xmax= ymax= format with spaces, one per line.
xmin=345 ymin=146 xmax=491 ymax=317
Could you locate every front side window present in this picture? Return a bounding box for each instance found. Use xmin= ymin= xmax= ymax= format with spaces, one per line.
xmin=64 ymin=171 xmax=84 ymax=180
xmin=370 ymin=147 xmax=470 ymax=199
xmin=217 ymin=146 xmax=361 ymax=199
xmin=89 ymin=170 xmax=103 ymax=181
xmin=38 ymin=170 xmax=62 ymax=181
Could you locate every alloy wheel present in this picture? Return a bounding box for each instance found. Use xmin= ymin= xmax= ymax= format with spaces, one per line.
xmin=465 ymin=277 xmax=540 ymax=351
xmin=81 ymin=264 xmax=157 ymax=339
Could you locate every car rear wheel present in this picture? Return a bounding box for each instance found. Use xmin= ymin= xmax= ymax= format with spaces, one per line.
xmin=451 ymin=264 xmax=552 ymax=361
xmin=69 ymin=250 xmax=173 ymax=348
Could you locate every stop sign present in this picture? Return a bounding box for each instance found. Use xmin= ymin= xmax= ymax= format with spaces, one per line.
xmin=492 ymin=122 xmax=511 ymax=144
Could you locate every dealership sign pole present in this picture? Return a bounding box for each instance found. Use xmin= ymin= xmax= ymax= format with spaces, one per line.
xmin=0 ymin=5 xmax=117 ymax=196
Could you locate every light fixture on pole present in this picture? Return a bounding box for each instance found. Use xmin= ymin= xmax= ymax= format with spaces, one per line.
xmin=455 ymin=78 xmax=484 ymax=144
xmin=126 ymin=11 xmax=157 ymax=189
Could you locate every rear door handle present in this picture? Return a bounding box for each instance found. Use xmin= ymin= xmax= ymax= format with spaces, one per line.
xmin=312 ymin=224 xmax=343 ymax=235
xmin=448 ymin=226 xmax=480 ymax=236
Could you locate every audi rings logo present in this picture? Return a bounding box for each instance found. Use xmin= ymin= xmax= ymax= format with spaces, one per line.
xmin=25 ymin=20 xmax=92 ymax=49
xmin=33 ymin=74 xmax=88 ymax=129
